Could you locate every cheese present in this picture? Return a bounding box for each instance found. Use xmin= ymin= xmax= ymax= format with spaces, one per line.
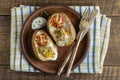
xmin=32 ymin=30 xmax=58 ymax=61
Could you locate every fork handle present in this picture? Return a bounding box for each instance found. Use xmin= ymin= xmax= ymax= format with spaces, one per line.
xmin=66 ymin=31 xmax=84 ymax=77
xmin=57 ymin=51 xmax=72 ymax=76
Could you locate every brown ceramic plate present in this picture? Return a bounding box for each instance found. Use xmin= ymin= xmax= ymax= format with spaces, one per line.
xmin=20 ymin=5 xmax=90 ymax=74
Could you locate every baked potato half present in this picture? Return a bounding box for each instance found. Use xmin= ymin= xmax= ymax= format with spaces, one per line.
xmin=47 ymin=13 xmax=76 ymax=46
xmin=32 ymin=30 xmax=58 ymax=61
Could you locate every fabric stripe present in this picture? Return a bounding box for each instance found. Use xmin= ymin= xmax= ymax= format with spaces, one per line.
xmin=35 ymin=6 xmax=38 ymax=10
xmin=101 ymin=18 xmax=110 ymax=64
xmin=101 ymin=18 xmax=108 ymax=62
xmin=79 ymin=6 xmax=82 ymax=14
xmin=15 ymin=8 xmax=21 ymax=71
xmin=92 ymin=6 xmax=96 ymax=73
xmin=87 ymin=6 xmax=91 ymax=73
xmin=29 ymin=6 xmax=32 ymax=13
xmin=13 ymin=8 xmax=17 ymax=70
xmin=100 ymin=15 xmax=103 ymax=29
xmin=20 ymin=7 xmax=24 ymax=71
xmin=34 ymin=68 xmax=37 ymax=72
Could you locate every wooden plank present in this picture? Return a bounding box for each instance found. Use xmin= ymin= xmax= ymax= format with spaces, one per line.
xmin=1 ymin=0 xmax=85 ymax=15
xmin=0 ymin=0 xmax=118 ymax=16
xmin=102 ymin=0 xmax=120 ymax=16
xmin=0 ymin=34 xmax=10 ymax=65
xmin=0 ymin=16 xmax=10 ymax=65
xmin=1 ymin=0 xmax=120 ymax=16
xmin=104 ymin=17 xmax=120 ymax=66
xmin=0 ymin=16 xmax=10 ymax=33
xmin=112 ymin=0 xmax=120 ymax=16
xmin=0 ymin=0 xmax=11 ymax=15
xmin=84 ymin=0 xmax=97 ymax=5
xmin=0 ymin=66 xmax=119 ymax=80
xmin=102 ymin=0 xmax=113 ymax=16
xmin=97 ymin=0 xmax=105 ymax=14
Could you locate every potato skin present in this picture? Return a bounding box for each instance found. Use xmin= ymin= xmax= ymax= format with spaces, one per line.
xmin=47 ymin=13 xmax=76 ymax=46
xmin=32 ymin=30 xmax=58 ymax=61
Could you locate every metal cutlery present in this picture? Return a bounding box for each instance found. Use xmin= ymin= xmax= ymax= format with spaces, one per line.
xmin=57 ymin=8 xmax=98 ymax=77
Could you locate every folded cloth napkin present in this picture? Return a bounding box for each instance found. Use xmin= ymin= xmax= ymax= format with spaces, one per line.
xmin=10 ymin=5 xmax=111 ymax=73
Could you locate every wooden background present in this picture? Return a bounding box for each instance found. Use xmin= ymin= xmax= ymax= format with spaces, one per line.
xmin=0 ymin=0 xmax=120 ymax=80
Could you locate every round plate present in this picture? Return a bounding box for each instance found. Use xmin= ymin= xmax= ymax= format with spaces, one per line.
xmin=20 ymin=5 xmax=90 ymax=74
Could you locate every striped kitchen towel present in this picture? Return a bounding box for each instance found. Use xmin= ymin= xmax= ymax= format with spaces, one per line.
xmin=10 ymin=5 xmax=111 ymax=73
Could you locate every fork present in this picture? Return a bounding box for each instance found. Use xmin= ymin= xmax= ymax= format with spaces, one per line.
xmin=57 ymin=8 xmax=98 ymax=77
xmin=66 ymin=9 xmax=98 ymax=77
xmin=77 ymin=9 xmax=98 ymax=40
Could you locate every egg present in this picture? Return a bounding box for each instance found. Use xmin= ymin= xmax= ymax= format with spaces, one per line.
xmin=32 ymin=30 xmax=58 ymax=61
xmin=32 ymin=17 xmax=47 ymax=30
xmin=47 ymin=13 xmax=76 ymax=47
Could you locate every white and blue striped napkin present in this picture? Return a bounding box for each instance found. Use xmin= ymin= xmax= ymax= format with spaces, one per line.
xmin=10 ymin=5 xmax=111 ymax=73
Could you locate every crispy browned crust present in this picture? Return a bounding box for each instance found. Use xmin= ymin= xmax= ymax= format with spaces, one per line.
xmin=47 ymin=13 xmax=76 ymax=46
xmin=61 ymin=13 xmax=76 ymax=44
xmin=32 ymin=30 xmax=57 ymax=61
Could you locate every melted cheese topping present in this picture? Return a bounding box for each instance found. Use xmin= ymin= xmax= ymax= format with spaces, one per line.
xmin=49 ymin=16 xmax=70 ymax=46
xmin=34 ymin=31 xmax=58 ymax=61
xmin=49 ymin=26 xmax=70 ymax=46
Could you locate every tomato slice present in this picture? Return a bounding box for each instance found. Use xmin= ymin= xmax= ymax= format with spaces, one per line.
xmin=37 ymin=42 xmax=42 ymax=46
xmin=50 ymin=14 xmax=64 ymax=29
xmin=35 ymin=33 xmax=47 ymax=46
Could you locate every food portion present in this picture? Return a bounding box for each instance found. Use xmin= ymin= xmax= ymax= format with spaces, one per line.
xmin=32 ymin=17 xmax=47 ymax=30
xmin=31 ymin=12 xmax=76 ymax=61
xmin=47 ymin=13 xmax=76 ymax=46
xmin=32 ymin=30 xmax=58 ymax=61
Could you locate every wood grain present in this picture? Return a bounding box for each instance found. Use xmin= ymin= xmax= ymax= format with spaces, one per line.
xmin=0 ymin=16 xmax=10 ymax=33
xmin=97 ymin=0 xmax=105 ymax=14
xmin=0 ymin=16 xmax=10 ymax=65
xmin=0 ymin=0 xmax=11 ymax=15
xmin=0 ymin=34 xmax=10 ymax=66
xmin=103 ymin=0 xmax=113 ymax=16
xmin=0 ymin=0 xmax=119 ymax=16
xmin=0 ymin=0 xmax=120 ymax=79
xmin=0 ymin=66 xmax=119 ymax=80
xmin=112 ymin=0 xmax=120 ymax=16
xmin=105 ymin=17 xmax=120 ymax=66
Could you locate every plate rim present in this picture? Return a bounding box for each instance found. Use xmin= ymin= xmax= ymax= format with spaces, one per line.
xmin=20 ymin=5 xmax=90 ymax=74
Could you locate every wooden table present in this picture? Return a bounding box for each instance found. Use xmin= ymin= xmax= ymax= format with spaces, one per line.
xmin=0 ymin=0 xmax=120 ymax=80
